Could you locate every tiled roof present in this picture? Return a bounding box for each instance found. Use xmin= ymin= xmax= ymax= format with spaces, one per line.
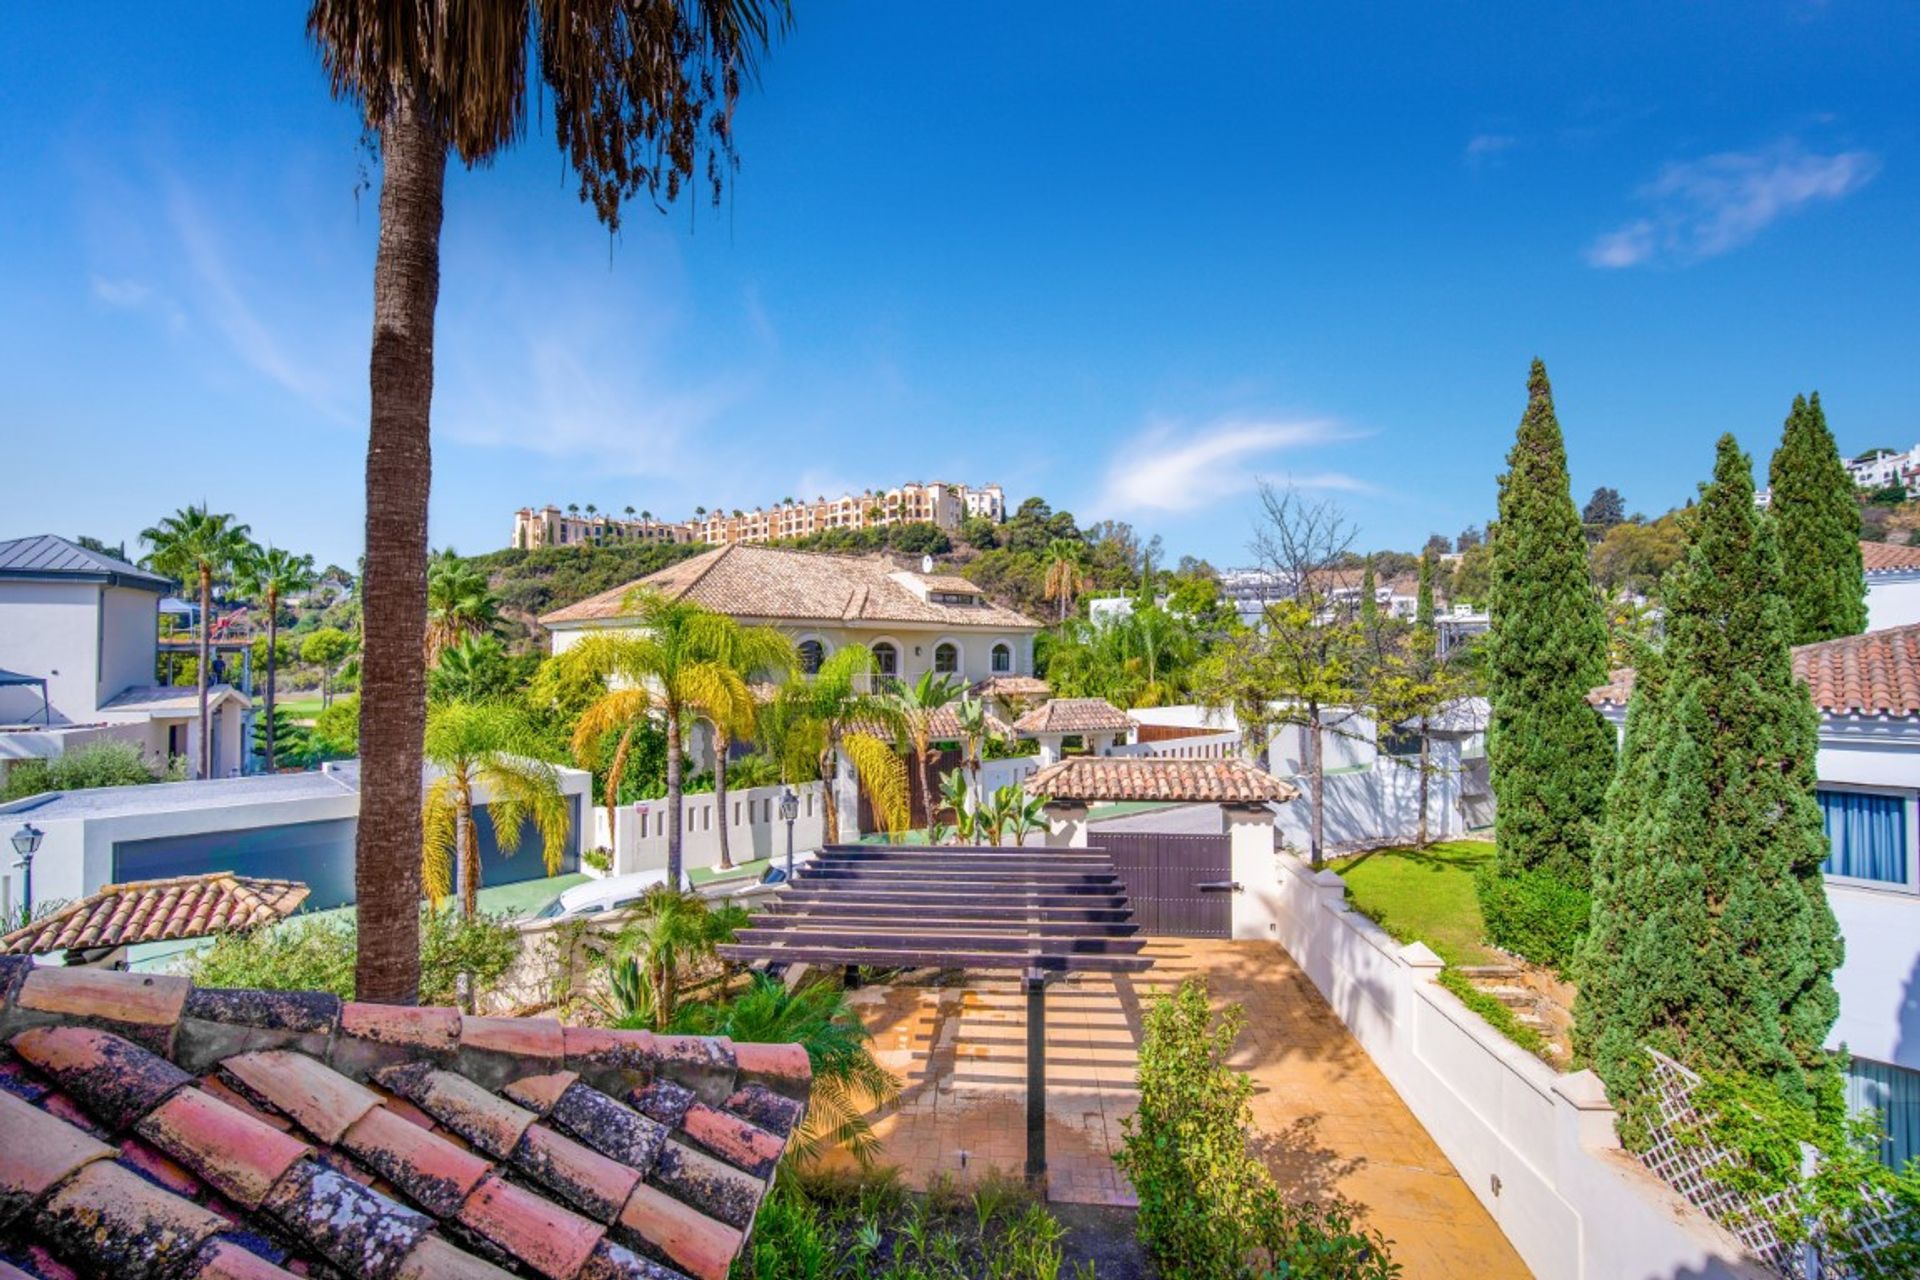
xmin=1860 ymin=540 xmax=1920 ymax=573
xmin=925 ymin=704 xmax=1014 ymax=742
xmin=0 ymin=960 xmax=809 ymax=1280
xmin=1013 ymin=698 xmax=1133 ymax=736
xmin=0 ymin=535 xmax=171 ymax=593
xmin=971 ymin=676 xmax=1050 ymax=701
xmin=539 ymin=545 xmax=1040 ymax=631
xmin=1025 ymin=756 xmax=1300 ymax=805
xmin=3 ymin=875 xmax=311 ymax=957
xmin=1589 ymin=623 xmax=1920 ymax=718
xmin=100 ymin=684 xmax=249 ymax=714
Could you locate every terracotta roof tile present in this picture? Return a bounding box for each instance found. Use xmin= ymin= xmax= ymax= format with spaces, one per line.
xmin=539 ymin=543 xmax=1041 ymax=631
xmin=1013 ymin=698 xmax=1135 ymax=736
xmin=2 ymin=876 xmax=308 ymax=957
xmin=0 ymin=955 xmax=809 ymax=1280
xmin=1025 ymin=756 xmax=1301 ymax=805
xmin=1860 ymin=540 xmax=1920 ymax=573
xmin=1591 ymin=623 xmax=1920 ymax=718
xmin=972 ymin=675 xmax=1051 ymax=701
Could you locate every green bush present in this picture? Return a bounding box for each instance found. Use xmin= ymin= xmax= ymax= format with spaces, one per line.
xmin=2 ymin=739 xmax=181 ymax=802
xmin=1116 ymin=977 xmax=1399 ymax=1279
xmin=308 ymin=694 xmax=360 ymax=760
xmin=582 ymin=847 xmax=612 ymax=873
xmin=184 ymin=907 xmax=520 ymax=1006
xmin=1436 ymin=969 xmax=1547 ymax=1059
xmin=1474 ymin=863 xmax=1590 ymax=973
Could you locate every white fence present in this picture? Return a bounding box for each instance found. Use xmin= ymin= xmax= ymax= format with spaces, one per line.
xmin=1242 ymin=850 xmax=1773 ymax=1280
xmin=1112 ymin=729 xmax=1243 ymax=761
xmin=597 ymin=780 xmax=827 ymax=875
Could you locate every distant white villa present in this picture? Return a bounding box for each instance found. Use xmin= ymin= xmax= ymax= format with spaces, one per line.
xmin=541 ymin=543 xmax=1043 ymax=686
xmin=1848 ymin=444 xmax=1920 ymax=491
xmin=0 ymin=535 xmax=249 ymax=784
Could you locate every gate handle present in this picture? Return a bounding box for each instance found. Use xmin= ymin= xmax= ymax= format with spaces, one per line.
xmin=1195 ymin=880 xmax=1242 ymax=893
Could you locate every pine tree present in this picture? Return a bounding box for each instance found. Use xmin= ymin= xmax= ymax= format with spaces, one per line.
xmin=1416 ymin=548 xmax=1436 ymax=628
xmin=1768 ymin=392 xmax=1867 ymax=644
xmin=1578 ymin=436 xmax=1842 ymax=1140
xmin=1486 ymin=360 xmax=1614 ymax=886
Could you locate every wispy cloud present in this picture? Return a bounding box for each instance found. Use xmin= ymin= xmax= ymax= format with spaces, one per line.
xmin=1091 ymin=418 xmax=1365 ymax=516
xmin=1585 ymin=141 xmax=1878 ymax=268
xmin=1465 ymin=133 xmax=1517 ymax=166
xmin=90 ymin=276 xmax=151 ymax=308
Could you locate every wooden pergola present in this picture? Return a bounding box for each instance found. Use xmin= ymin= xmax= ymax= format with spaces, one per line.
xmin=717 ymin=843 xmax=1154 ymax=1184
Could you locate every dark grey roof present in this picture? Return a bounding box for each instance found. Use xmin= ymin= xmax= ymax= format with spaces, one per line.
xmin=0 ymin=534 xmax=170 ymax=592
xmin=0 ymin=669 xmax=48 ymax=688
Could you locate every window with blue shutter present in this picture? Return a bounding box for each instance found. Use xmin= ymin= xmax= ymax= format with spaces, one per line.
xmin=1817 ymin=788 xmax=1912 ymax=886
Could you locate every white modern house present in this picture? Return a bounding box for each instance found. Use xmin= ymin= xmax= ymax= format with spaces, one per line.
xmin=1863 ymin=540 xmax=1920 ymax=631
xmin=1592 ymin=625 xmax=1920 ymax=1169
xmin=0 ymin=758 xmax=591 ymax=924
xmin=0 ymin=535 xmax=249 ymax=783
xmin=542 ymin=543 xmax=1045 ymax=685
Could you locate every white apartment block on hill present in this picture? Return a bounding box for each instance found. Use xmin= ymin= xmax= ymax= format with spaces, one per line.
xmin=513 ymin=481 xmax=1005 ymax=551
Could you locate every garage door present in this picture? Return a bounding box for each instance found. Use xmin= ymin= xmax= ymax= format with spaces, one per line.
xmin=1092 ymin=831 xmax=1233 ymax=938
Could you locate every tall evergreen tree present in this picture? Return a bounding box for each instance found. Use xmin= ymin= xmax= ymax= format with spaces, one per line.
xmin=1579 ymin=436 xmax=1843 ymax=1139
xmin=1358 ymin=554 xmax=1379 ymax=627
xmin=1768 ymin=392 xmax=1867 ymax=644
xmin=1415 ymin=547 xmax=1436 ymax=628
xmin=1486 ymin=360 xmax=1614 ymax=886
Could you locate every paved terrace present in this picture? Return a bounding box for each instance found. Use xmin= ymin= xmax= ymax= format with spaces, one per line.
xmin=831 ymin=937 xmax=1531 ymax=1280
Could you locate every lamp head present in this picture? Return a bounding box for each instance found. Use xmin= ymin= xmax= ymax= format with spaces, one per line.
xmin=11 ymin=824 xmax=42 ymax=861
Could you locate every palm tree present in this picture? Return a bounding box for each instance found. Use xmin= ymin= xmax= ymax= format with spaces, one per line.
xmin=1044 ymin=537 xmax=1089 ymax=621
xmin=608 ymin=885 xmax=749 ymax=1030
xmin=233 ymin=545 xmax=317 ymax=771
xmin=568 ymin=503 xmax=581 ymax=516
xmin=312 ymin=0 xmax=781 ymax=1006
xmin=695 ymin=621 xmax=795 ymax=870
xmin=884 ymin=670 xmax=964 ymax=829
xmin=670 ymin=972 xmax=900 ymax=1167
xmin=425 ymin=553 xmax=499 ymax=662
xmin=141 ymin=505 xmax=253 ymax=779
xmin=624 ymin=505 xmax=636 ymax=521
xmin=781 ymin=646 xmax=909 ymax=843
xmin=952 ymin=693 xmax=990 ymax=841
xmin=422 ymin=699 xmax=571 ymax=918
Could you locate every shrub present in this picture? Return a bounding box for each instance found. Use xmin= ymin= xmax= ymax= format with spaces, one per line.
xmin=2 ymin=739 xmax=178 ymax=802
xmin=1116 ymin=977 xmax=1398 ymax=1279
xmin=1436 ymin=969 xmax=1547 ymax=1059
xmin=308 ymin=694 xmax=360 ymax=760
xmin=185 ymin=907 xmax=519 ymax=1006
xmin=1474 ymin=863 xmax=1589 ymax=973
xmin=582 ymin=846 xmax=612 ymax=873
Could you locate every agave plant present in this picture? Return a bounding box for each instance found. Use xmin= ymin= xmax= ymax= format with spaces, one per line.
xmin=672 ymin=972 xmax=900 ymax=1167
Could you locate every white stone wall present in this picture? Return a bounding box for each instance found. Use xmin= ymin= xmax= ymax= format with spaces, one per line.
xmin=607 ymin=780 xmax=828 ymax=875
xmin=0 ymin=580 xmax=102 ymax=724
xmin=1233 ymin=850 xmax=1773 ymax=1280
xmin=1867 ymin=573 xmax=1920 ymax=630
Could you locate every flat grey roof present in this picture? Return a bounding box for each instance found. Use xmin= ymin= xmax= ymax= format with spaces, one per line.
xmin=0 ymin=768 xmax=361 ymax=822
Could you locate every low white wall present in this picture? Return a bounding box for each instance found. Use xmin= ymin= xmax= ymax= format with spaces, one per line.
xmin=1271 ymin=744 xmax=1470 ymax=852
xmin=978 ymin=755 xmax=1042 ymax=797
xmin=1235 ymin=850 xmax=1771 ymax=1280
xmin=610 ymin=780 xmax=827 ymax=875
xmin=1110 ymin=729 xmax=1243 ymax=761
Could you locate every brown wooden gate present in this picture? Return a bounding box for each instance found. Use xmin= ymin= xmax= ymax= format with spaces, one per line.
xmin=1090 ymin=831 xmax=1233 ymax=938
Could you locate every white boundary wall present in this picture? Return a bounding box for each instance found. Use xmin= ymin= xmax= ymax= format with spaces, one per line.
xmin=603 ymin=780 xmax=827 ymax=875
xmin=1240 ymin=848 xmax=1772 ymax=1280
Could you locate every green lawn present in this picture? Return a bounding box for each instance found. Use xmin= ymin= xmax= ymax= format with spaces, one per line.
xmin=1328 ymin=841 xmax=1500 ymax=966
xmin=273 ymin=695 xmax=326 ymax=721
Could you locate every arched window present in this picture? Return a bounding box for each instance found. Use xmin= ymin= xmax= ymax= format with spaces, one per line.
xmin=797 ymin=639 xmax=825 ymax=674
xmin=934 ymin=642 xmax=959 ymax=674
xmin=872 ymin=642 xmax=899 ymax=676
xmin=991 ymin=643 xmax=1012 ymax=674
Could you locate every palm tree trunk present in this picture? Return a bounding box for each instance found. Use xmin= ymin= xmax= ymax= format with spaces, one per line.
xmin=820 ymin=736 xmax=840 ymax=845
xmin=264 ymin=587 xmax=279 ymax=771
xmin=914 ymin=743 xmax=933 ymax=833
xmin=714 ymin=728 xmax=733 ymax=870
xmin=197 ymin=566 xmax=212 ymax=778
xmin=666 ymin=713 xmax=684 ymax=889
xmin=606 ymin=725 xmax=635 ymax=866
xmin=353 ymin=99 xmax=446 ymax=1006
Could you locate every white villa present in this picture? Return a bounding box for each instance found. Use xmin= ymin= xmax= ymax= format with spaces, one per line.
xmin=541 ymin=543 xmax=1044 ymax=685
xmin=1593 ymin=623 xmax=1920 ymax=1169
xmin=1863 ymin=540 xmax=1920 ymax=631
xmin=0 ymin=535 xmax=249 ymax=784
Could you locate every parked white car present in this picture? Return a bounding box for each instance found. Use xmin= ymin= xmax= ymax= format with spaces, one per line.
xmin=529 ymin=870 xmax=669 ymax=920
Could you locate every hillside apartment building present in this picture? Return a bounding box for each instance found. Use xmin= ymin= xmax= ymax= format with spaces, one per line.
xmin=513 ymin=481 xmax=1006 ymax=552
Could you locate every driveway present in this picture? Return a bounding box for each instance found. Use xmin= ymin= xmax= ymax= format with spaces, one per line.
xmin=835 ymin=936 xmax=1532 ymax=1279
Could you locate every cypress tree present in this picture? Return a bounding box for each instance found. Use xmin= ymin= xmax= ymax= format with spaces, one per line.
xmin=1359 ymin=554 xmax=1379 ymax=627
xmin=1486 ymin=360 xmax=1614 ymax=886
xmin=1416 ymin=547 xmax=1436 ymax=628
xmin=1768 ymin=391 xmax=1867 ymax=644
xmin=1579 ymin=436 xmax=1843 ymax=1139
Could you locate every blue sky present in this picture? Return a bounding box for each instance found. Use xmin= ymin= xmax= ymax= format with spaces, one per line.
xmin=3 ymin=2 xmax=1917 ymax=569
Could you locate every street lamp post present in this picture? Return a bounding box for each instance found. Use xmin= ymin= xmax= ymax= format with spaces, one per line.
xmin=779 ymin=786 xmax=799 ymax=881
xmin=11 ymin=824 xmax=43 ymax=919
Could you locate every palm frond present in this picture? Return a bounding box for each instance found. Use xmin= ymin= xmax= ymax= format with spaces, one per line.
xmin=421 ymin=774 xmax=459 ymax=903
xmin=843 ymin=731 xmax=910 ymax=835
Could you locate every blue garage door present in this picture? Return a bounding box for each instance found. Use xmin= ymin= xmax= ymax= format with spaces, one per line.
xmin=112 ymin=797 xmax=582 ymax=912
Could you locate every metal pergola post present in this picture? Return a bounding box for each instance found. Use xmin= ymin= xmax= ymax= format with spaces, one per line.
xmin=1024 ymin=966 xmax=1048 ymax=1186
